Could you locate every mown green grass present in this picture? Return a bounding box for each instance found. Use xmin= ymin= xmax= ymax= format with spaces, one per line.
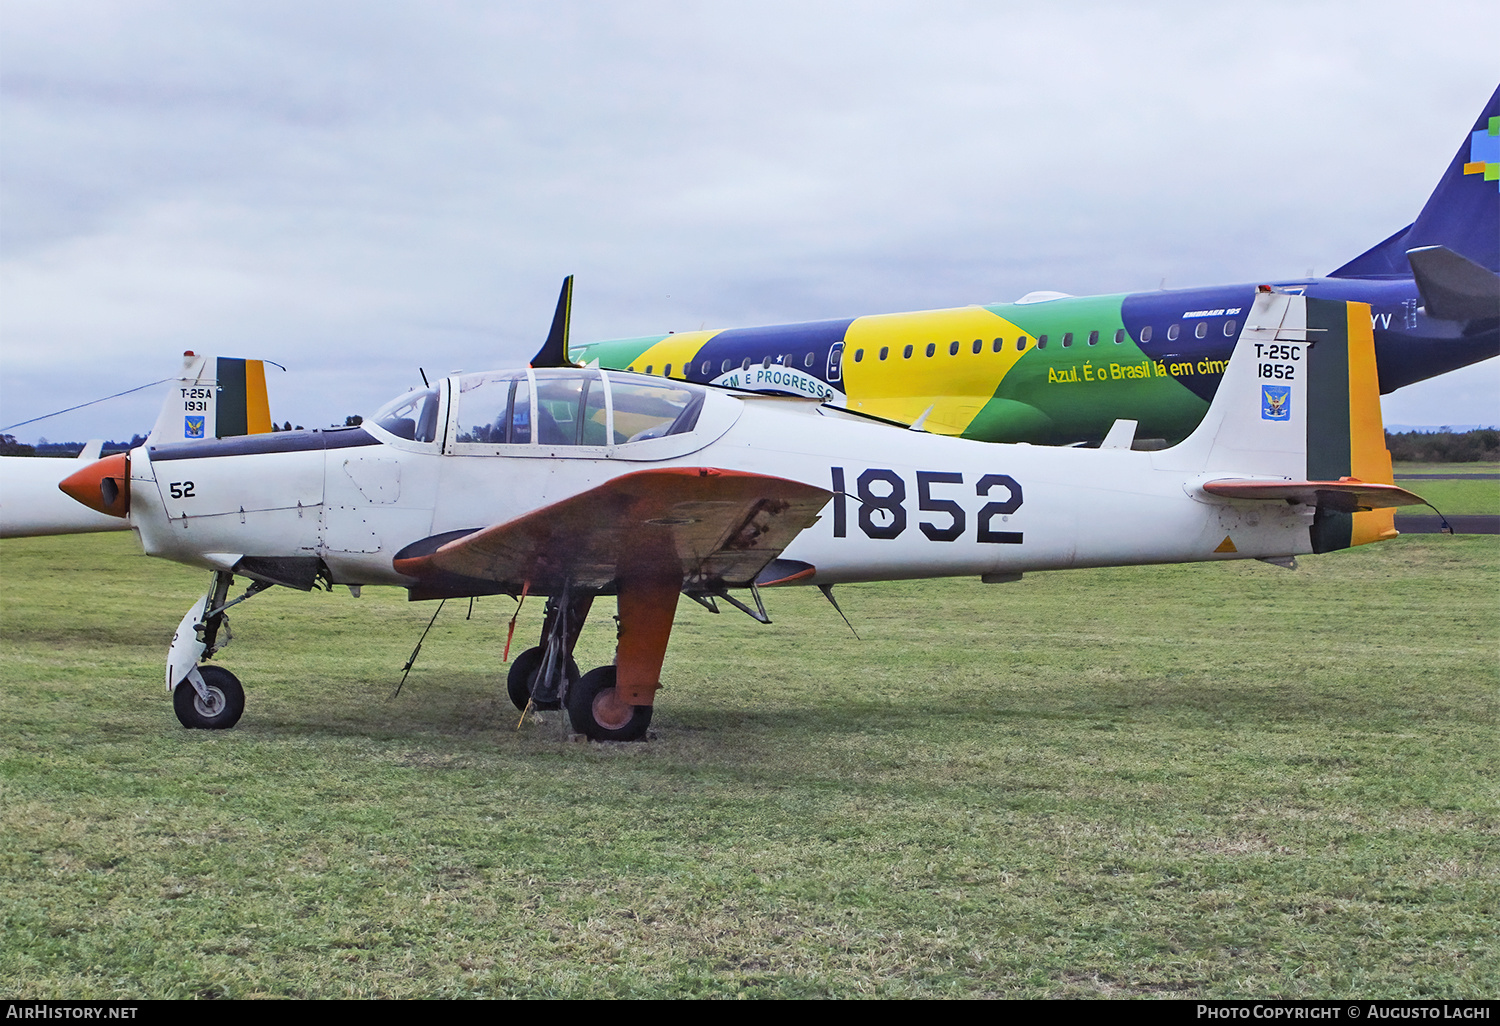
xmin=1 ymin=533 xmax=1496 ymax=998
xmin=1391 ymin=478 xmax=1498 ymax=516
xmin=1393 ymin=461 xmax=1500 ymax=477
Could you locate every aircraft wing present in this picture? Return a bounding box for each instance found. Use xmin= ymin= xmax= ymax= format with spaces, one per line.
xmin=394 ymin=467 xmax=830 ymax=593
xmin=1203 ymin=478 xmax=1427 ymax=513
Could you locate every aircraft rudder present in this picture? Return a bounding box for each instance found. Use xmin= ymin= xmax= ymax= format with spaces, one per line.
xmin=1305 ymin=298 xmax=1400 ymax=551
xmin=145 ymin=353 xmax=276 ymax=445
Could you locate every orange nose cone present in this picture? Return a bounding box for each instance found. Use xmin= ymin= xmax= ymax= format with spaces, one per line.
xmin=59 ymin=453 xmax=131 ymax=518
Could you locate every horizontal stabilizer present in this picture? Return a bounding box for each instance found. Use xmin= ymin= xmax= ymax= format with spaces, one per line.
xmin=1203 ymin=478 xmax=1427 ymax=513
xmin=1407 ymin=246 xmax=1500 ymax=321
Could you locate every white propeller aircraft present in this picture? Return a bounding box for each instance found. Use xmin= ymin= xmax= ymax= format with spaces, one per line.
xmin=60 ymin=282 xmax=1426 ymax=741
xmin=1 ymin=352 xmax=277 ymax=539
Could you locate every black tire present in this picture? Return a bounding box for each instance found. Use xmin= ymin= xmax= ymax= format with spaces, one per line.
xmin=566 ymin=665 xmax=652 ymax=742
xmin=173 ymin=665 xmax=245 ymax=729
xmin=506 ymin=646 xmax=578 ymax=711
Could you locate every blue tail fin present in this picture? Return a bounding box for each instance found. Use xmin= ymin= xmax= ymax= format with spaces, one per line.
xmin=1331 ymin=85 xmax=1499 ymax=278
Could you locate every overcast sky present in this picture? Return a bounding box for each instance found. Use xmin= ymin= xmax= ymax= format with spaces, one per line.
xmin=2 ymin=0 xmax=1496 ymax=442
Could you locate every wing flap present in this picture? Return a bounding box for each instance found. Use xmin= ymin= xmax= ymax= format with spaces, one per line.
xmin=394 ymin=467 xmax=830 ymax=592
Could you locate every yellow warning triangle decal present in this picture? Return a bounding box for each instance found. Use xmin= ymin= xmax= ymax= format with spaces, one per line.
xmin=1215 ymin=536 xmax=1237 ymax=553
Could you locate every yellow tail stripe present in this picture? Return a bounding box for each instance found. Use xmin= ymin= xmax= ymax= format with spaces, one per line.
xmin=1345 ymin=301 xmax=1400 ymax=548
xmin=244 ymin=360 xmax=273 ymax=435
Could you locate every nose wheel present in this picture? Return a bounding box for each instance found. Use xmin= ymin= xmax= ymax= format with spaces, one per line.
xmin=566 ymin=666 xmax=652 ymax=742
xmin=173 ymin=665 xmax=245 ymax=729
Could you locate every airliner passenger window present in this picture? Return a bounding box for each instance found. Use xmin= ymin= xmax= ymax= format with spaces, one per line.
xmin=949 ymin=341 xmax=960 ymax=356
xmin=1167 ymin=324 xmax=1180 ymax=341
xmin=1195 ymin=322 xmax=1208 ymax=338
xmin=1017 ymin=337 xmax=1027 ymax=351
xmin=1141 ymin=326 xmax=1153 ymax=342
xmin=1224 ymin=320 xmax=1237 ymax=336
xmin=925 ymin=343 xmax=936 ymax=357
xmin=1114 ymin=329 xmax=1126 ymax=343
xmin=903 ymin=345 xmax=913 ymax=359
xmin=879 ymin=347 xmax=889 ymax=360
xmin=854 ymin=349 xmax=864 ymax=362
xmin=1062 ymin=333 xmax=1073 ymax=347
xmin=1037 ymin=335 xmax=1048 ymax=350
xmin=1088 ymin=331 xmax=1099 ymax=346
xmin=992 ymin=338 xmax=1003 ymax=352
xmin=973 ymin=340 xmax=982 ymax=354
xmin=805 ymin=352 xmax=815 ymax=368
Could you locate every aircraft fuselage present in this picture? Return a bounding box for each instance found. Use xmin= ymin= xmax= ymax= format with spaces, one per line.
xmin=571 ymin=276 xmax=1497 ymax=448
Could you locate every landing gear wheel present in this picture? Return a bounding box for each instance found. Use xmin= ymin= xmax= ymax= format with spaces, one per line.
xmin=506 ymin=646 xmax=579 ymax=711
xmin=566 ymin=666 xmax=652 ymax=742
xmin=173 ymin=665 xmax=245 ymax=729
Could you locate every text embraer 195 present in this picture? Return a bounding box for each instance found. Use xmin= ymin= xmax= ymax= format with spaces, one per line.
xmin=62 ymin=285 xmax=1426 ymax=741
xmin=572 ymin=86 xmax=1500 ymax=447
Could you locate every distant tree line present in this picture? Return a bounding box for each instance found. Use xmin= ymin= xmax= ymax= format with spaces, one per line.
xmin=1384 ymin=429 xmax=1499 ymax=463
xmin=1 ymin=434 xmax=145 ymax=457
xmin=2 ymin=418 xmax=363 ymax=456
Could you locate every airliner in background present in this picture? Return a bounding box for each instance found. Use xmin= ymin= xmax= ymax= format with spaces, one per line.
xmin=571 ymin=86 xmax=1499 ymax=447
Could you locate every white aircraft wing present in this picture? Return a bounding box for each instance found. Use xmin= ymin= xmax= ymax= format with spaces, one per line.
xmin=393 ymin=467 xmax=831 ymax=593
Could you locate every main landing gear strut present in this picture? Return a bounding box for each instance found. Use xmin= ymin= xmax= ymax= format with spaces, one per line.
xmin=508 ymin=577 xmax=680 ymax=742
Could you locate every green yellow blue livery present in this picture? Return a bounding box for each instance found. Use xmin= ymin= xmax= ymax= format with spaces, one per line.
xmin=571 ymin=87 xmax=1499 ymax=447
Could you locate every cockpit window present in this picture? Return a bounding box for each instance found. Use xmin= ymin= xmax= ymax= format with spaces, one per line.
xmin=609 ymin=378 xmax=703 ymax=442
xmin=449 ymin=369 xmax=705 ymax=451
xmin=373 ymin=387 xmax=441 ymax=442
xmin=456 ymin=370 xmax=530 ymax=444
xmin=534 ymin=370 xmax=609 ymax=445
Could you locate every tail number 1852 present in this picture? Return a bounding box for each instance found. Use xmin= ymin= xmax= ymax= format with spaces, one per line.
xmin=829 ymin=468 xmax=1022 ymax=543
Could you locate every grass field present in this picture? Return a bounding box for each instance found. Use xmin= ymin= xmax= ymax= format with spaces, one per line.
xmin=1393 ymin=478 xmax=1499 ymax=516
xmin=1 ymin=530 xmax=1496 ymax=999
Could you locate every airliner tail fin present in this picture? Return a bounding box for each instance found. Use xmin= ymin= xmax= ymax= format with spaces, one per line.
xmin=1331 ymin=85 xmax=1499 ymax=278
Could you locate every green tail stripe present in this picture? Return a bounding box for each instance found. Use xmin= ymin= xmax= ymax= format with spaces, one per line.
xmin=216 ymin=357 xmax=248 ymax=438
xmin=1304 ymin=299 xmax=1351 ymax=482
xmin=1310 ymin=507 xmax=1354 ymax=554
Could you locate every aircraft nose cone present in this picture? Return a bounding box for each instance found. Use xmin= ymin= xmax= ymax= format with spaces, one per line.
xmin=59 ymin=453 xmax=131 ymax=518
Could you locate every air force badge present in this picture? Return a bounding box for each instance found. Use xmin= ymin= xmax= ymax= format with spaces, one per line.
xmin=185 ymin=416 xmax=206 ymax=438
xmin=1261 ymin=385 xmax=1291 ymax=421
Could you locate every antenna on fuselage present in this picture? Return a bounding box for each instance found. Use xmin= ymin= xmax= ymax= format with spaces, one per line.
xmin=530 ymin=275 xmax=577 ymax=368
